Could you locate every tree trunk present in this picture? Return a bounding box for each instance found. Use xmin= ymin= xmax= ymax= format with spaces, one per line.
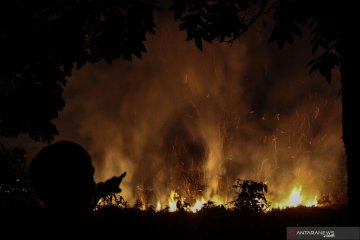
xmin=337 ymin=35 xmax=360 ymax=224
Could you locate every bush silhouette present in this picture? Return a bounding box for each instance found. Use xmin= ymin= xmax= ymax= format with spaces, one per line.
xmin=232 ymin=179 xmax=270 ymax=213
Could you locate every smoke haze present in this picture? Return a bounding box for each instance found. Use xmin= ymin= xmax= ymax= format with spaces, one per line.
xmin=53 ymin=14 xmax=346 ymax=205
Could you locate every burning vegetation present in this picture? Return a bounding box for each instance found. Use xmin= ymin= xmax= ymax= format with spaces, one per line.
xmin=95 ymin=178 xmax=330 ymax=213
xmin=57 ymin=17 xmax=346 ymax=215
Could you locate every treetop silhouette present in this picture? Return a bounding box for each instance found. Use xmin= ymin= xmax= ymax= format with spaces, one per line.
xmin=1 ymin=0 xmax=160 ymax=142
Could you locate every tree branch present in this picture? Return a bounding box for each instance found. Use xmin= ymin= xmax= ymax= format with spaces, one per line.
xmin=227 ymin=0 xmax=269 ymax=43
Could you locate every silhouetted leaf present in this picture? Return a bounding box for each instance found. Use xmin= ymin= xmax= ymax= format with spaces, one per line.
xmin=195 ymin=36 xmax=203 ymax=51
xmin=292 ymin=23 xmax=302 ymax=36
xmin=286 ymin=29 xmax=294 ymax=44
xmin=309 ymin=52 xmax=339 ymax=83
xmin=170 ymin=0 xmax=188 ymax=20
xmin=0 ymin=0 xmax=161 ymax=142
xmin=179 ymin=21 xmax=188 ymax=31
xmin=232 ymin=179 xmax=270 ymax=213
xmin=312 ymin=40 xmax=320 ymax=54
xmin=277 ymin=36 xmax=285 ymax=49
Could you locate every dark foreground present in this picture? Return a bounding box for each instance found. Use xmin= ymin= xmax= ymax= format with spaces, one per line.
xmin=2 ymin=205 xmax=357 ymax=240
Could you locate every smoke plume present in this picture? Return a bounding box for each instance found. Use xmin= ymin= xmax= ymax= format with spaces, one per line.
xmin=54 ymin=14 xmax=346 ymax=206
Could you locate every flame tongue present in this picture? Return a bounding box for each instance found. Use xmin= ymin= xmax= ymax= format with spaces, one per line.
xmin=96 ymin=184 xmax=319 ymax=212
xmin=274 ymin=186 xmax=318 ymax=209
xmin=156 ymin=201 xmax=161 ymax=211
xmin=288 ymin=187 xmax=303 ymax=207
xmin=150 ymin=190 xmax=227 ymax=213
xmin=190 ymin=198 xmax=206 ymax=213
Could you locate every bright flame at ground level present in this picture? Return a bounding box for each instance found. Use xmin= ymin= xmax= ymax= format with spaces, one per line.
xmin=161 ymin=190 xmax=226 ymax=213
xmin=273 ymin=186 xmax=318 ymax=209
xmin=97 ymin=185 xmax=319 ymax=212
xmin=155 ymin=185 xmax=318 ymax=212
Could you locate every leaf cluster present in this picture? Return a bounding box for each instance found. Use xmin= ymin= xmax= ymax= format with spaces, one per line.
xmin=0 ymin=0 xmax=160 ymax=142
xmin=231 ymin=179 xmax=270 ymax=213
xmin=173 ymin=0 xmax=344 ymax=84
xmin=171 ymin=0 xmax=268 ymax=50
xmin=95 ymin=192 xmax=129 ymax=210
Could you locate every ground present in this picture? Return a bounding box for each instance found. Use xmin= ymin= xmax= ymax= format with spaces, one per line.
xmin=2 ymin=204 xmax=355 ymax=239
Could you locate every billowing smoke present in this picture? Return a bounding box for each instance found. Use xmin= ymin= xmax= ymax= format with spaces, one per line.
xmin=54 ymin=14 xmax=346 ymax=206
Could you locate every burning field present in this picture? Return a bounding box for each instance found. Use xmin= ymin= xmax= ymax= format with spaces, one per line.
xmin=54 ymin=15 xmax=347 ymax=213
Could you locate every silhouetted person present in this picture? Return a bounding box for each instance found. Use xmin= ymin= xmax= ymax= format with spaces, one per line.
xmin=28 ymin=140 xmax=126 ymax=239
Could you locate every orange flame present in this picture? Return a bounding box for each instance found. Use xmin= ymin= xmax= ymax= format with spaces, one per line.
xmin=96 ymin=186 xmax=319 ymax=212
xmin=151 ymin=191 xmax=228 ymax=213
xmin=273 ymin=186 xmax=318 ymax=209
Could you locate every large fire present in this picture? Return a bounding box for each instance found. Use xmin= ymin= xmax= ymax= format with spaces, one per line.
xmin=96 ymin=184 xmax=319 ymax=213
xmin=63 ymin=17 xmax=346 ymax=216
xmin=140 ymin=190 xmax=226 ymax=213
xmin=272 ymin=186 xmax=318 ymax=209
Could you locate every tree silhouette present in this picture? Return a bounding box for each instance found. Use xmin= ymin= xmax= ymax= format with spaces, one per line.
xmin=0 ymin=144 xmax=30 ymax=207
xmin=0 ymin=0 xmax=160 ymax=143
xmin=171 ymin=0 xmax=359 ymax=220
xmin=232 ymin=179 xmax=270 ymax=213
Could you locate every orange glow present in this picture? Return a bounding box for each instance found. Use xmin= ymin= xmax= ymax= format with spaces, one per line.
xmin=190 ymin=198 xmax=206 ymax=213
xmin=156 ymin=201 xmax=162 ymax=212
xmin=288 ymin=187 xmax=303 ymax=207
xmin=95 ymin=184 xmax=321 ymax=212
xmin=152 ymin=191 xmax=228 ymax=213
xmin=168 ymin=190 xmax=179 ymax=212
xmin=273 ymin=186 xmax=318 ymax=209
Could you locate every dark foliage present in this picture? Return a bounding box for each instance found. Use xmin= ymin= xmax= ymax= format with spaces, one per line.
xmin=171 ymin=0 xmax=345 ymax=83
xmin=96 ymin=192 xmax=129 ymax=210
xmin=0 ymin=144 xmax=31 ymax=207
xmin=232 ymin=179 xmax=270 ymax=213
xmin=0 ymin=0 xmax=161 ymax=142
xmin=170 ymin=0 xmax=268 ymax=50
xmin=134 ymin=198 xmax=145 ymax=210
xmin=95 ymin=172 xmax=127 ymax=202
